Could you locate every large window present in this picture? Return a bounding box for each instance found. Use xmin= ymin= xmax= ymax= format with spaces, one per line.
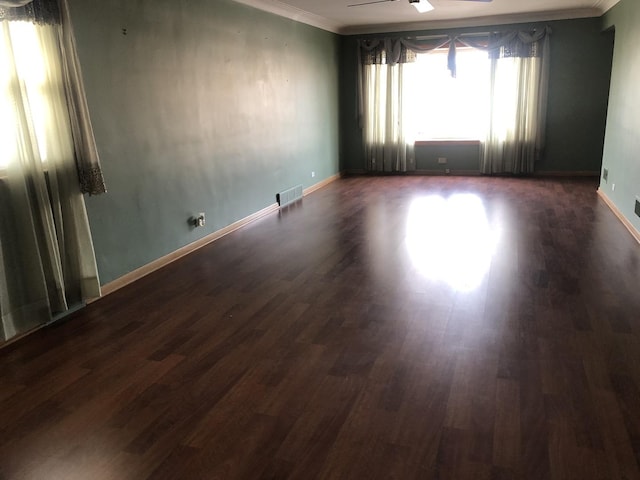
xmin=359 ymin=29 xmax=550 ymax=174
xmin=0 ymin=20 xmax=63 ymax=172
xmin=404 ymin=47 xmax=490 ymax=141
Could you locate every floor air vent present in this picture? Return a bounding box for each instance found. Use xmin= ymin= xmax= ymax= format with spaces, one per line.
xmin=277 ymin=184 xmax=303 ymax=207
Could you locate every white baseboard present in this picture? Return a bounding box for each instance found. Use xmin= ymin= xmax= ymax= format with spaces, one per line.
xmin=597 ymin=188 xmax=640 ymax=245
xmin=344 ymin=170 xmax=599 ymax=177
xmin=343 ymin=169 xmax=481 ymax=176
xmin=96 ymin=173 xmax=341 ymax=299
xmin=534 ymin=171 xmax=599 ymax=177
xmin=304 ymin=173 xmax=341 ymax=196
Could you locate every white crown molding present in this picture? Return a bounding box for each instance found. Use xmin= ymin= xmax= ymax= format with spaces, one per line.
xmin=230 ymin=0 xmax=343 ymax=34
xmin=593 ymin=0 xmax=622 ymax=14
xmin=340 ymin=8 xmax=602 ymax=35
xmin=231 ymin=0 xmax=619 ymax=36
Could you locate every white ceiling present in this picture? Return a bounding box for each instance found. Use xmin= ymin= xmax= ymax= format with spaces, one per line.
xmin=232 ymin=0 xmax=620 ymax=34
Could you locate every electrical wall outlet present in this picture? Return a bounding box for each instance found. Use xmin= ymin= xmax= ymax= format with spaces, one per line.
xmin=311 ymin=171 xmax=315 ymax=178
xmin=438 ymin=157 xmax=447 ymax=165
xmin=195 ymin=212 xmax=205 ymax=227
xmin=612 ymin=183 xmax=616 ymax=192
xmin=445 ymin=168 xmax=450 ymax=174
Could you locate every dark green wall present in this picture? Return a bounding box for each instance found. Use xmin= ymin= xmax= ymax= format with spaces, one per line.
xmin=339 ymin=18 xmax=614 ymax=174
xmin=68 ymin=0 xmax=340 ymax=284
xmin=601 ymin=0 xmax=640 ymax=233
xmin=415 ymin=143 xmax=480 ymax=172
xmin=65 ymin=2 xmax=621 ymax=286
xmin=339 ymin=34 xmax=363 ymax=172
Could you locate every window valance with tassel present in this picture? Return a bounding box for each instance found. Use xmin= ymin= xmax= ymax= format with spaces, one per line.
xmin=359 ymin=27 xmax=551 ymax=77
xmin=0 ymin=0 xmax=59 ymax=25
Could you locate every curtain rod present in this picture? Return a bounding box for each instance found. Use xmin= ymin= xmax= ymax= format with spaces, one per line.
xmin=411 ymin=32 xmax=489 ymax=41
xmin=374 ymin=26 xmax=547 ymax=42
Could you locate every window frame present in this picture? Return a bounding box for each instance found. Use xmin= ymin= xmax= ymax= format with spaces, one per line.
xmin=404 ymin=46 xmax=491 ymax=143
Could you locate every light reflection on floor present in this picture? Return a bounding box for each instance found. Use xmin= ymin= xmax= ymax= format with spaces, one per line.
xmin=405 ymin=194 xmax=500 ymax=292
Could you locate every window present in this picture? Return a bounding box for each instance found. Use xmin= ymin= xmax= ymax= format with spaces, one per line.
xmin=404 ymin=47 xmax=490 ymax=141
xmin=0 ymin=20 xmax=61 ymax=172
xmin=359 ymin=30 xmax=550 ymax=174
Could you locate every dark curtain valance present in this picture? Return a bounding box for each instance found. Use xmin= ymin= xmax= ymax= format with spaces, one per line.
xmin=0 ymin=0 xmax=60 ymax=25
xmin=358 ymin=27 xmax=552 ymax=76
xmin=360 ymin=36 xmax=449 ymax=65
xmin=360 ymin=38 xmax=419 ymax=65
xmin=484 ymin=30 xmax=548 ymax=59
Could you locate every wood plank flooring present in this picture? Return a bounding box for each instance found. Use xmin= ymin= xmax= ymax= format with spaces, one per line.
xmin=1 ymin=176 xmax=640 ymax=479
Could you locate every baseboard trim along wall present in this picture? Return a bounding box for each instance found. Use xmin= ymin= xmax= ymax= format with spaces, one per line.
xmin=343 ymin=170 xmax=599 ymax=177
xmin=342 ymin=170 xmax=481 ymax=176
xmin=303 ymin=173 xmax=341 ymax=196
xmin=97 ymin=173 xmax=342 ymax=299
xmin=598 ymin=188 xmax=640 ymax=245
xmin=534 ymin=171 xmax=600 ymax=177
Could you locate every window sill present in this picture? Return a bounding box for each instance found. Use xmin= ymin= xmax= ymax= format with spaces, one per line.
xmin=414 ymin=139 xmax=481 ymax=146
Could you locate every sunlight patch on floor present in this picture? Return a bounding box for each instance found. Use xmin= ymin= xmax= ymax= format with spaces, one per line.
xmin=405 ymin=194 xmax=500 ymax=292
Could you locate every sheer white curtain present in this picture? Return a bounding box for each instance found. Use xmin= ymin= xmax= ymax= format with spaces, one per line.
xmin=481 ymin=54 xmax=548 ymax=174
xmin=362 ymin=62 xmax=415 ymax=172
xmin=0 ymin=7 xmax=101 ymax=342
xmin=457 ymin=30 xmax=551 ymax=174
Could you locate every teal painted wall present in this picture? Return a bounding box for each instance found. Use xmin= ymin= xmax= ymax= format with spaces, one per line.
xmin=601 ymin=0 xmax=640 ymax=233
xmin=340 ymin=18 xmax=614 ymax=174
xmin=68 ymin=0 xmax=340 ymax=284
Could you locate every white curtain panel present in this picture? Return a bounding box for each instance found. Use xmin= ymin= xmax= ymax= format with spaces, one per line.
xmin=362 ymin=62 xmax=415 ymax=173
xmin=58 ymin=0 xmax=106 ymax=195
xmin=0 ymin=19 xmax=100 ymax=342
xmin=481 ymin=56 xmax=543 ymax=174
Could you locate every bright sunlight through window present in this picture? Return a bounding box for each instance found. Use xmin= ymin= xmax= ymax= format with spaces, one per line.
xmin=405 ymin=48 xmax=490 ymax=141
xmin=0 ymin=21 xmax=50 ymax=170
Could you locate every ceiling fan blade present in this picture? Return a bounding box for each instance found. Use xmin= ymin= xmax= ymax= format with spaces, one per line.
xmin=346 ymin=0 xmax=490 ymax=11
xmin=409 ymin=0 xmax=434 ymax=13
xmin=347 ymin=0 xmax=396 ymax=7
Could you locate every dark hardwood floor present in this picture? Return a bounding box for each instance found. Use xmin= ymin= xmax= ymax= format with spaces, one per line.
xmin=2 ymin=176 xmax=640 ymax=479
